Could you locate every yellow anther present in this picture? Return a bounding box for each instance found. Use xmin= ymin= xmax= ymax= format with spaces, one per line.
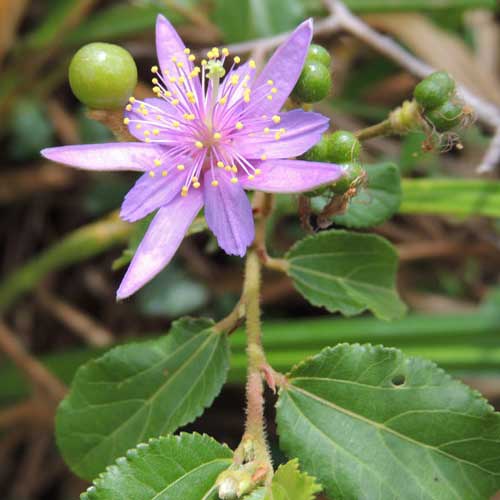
xmin=169 ymin=76 xmax=177 ymax=83
xmin=141 ymin=109 xmax=149 ymax=116
xmin=154 ymin=159 xmax=162 ymax=167
xmin=249 ymin=60 xmax=256 ymax=69
xmin=165 ymin=91 xmax=172 ymax=97
xmin=217 ymin=161 xmax=224 ymax=168
xmin=195 ymin=141 xmax=204 ymax=149
xmin=181 ymin=186 xmax=189 ymax=197
xmin=152 ymin=86 xmax=161 ymax=94
xmin=144 ymin=130 xmax=151 ymax=136
xmin=267 ymin=79 xmax=274 ymax=85
xmin=211 ymin=180 xmax=219 ymax=187
xmin=275 ymin=132 xmax=281 ymax=140
xmin=235 ymin=122 xmax=244 ymax=130
xmin=267 ymin=95 xmax=273 ymax=100
xmin=230 ymin=177 xmax=238 ymax=184
xmin=188 ymin=54 xmax=196 ymax=62
xmin=153 ymin=129 xmax=160 ymax=135
xmin=230 ymin=75 xmax=239 ymax=85
xmin=244 ymin=94 xmax=251 ymax=103
xmin=177 ymin=164 xmax=185 ymax=171
xmin=231 ymin=165 xmax=238 ymax=173
xmin=123 ymin=117 xmax=130 ymax=125
xmin=129 ymin=96 xmax=136 ymax=103
xmin=184 ymin=48 xmax=191 ymax=54
xmin=213 ymin=132 xmax=222 ymax=140
xmin=125 ymin=104 xmax=132 ymax=111
xmin=162 ymin=170 xmax=168 ymax=176
xmin=149 ymin=171 xmax=155 ymax=177
xmin=136 ymin=124 xmax=142 ymax=129
xmin=145 ymin=138 xmax=151 ymax=143
xmin=219 ymin=96 xmax=228 ymax=105
xmin=171 ymin=99 xmax=180 ymax=105
xmin=271 ymin=87 xmax=278 ymax=94
xmin=222 ymin=47 xmax=229 ymax=56
xmin=152 ymin=78 xmax=159 ymax=84
xmin=225 ymin=165 xmax=232 ymax=172
xmin=234 ymin=56 xmax=241 ymax=64
xmin=255 ymin=168 xmax=262 ymax=175
xmin=151 ymin=65 xmax=158 ymax=73
xmin=178 ymin=76 xmax=186 ymax=84
xmin=207 ymin=50 xmax=214 ymax=59
xmin=201 ymin=59 xmax=207 ymax=66
xmin=272 ymin=115 xmax=281 ymax=124
xmin=172 ymin=120 xmax=180 ymax=128
xmin=193 ymin=181 xmax=201 ymax=189
xmin=260 ymin=154 xmax=267 ymax=161
xmin=248 ymin=174 xmax=255 ymax=180
xmin=264 ymin=127 xmax=270 ymax=134
xmin=171 ymin=56 xmax=178 ymax=62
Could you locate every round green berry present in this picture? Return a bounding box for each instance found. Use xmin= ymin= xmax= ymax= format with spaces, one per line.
xmin=426 ymin=100 xmax=463 ymax=131
xmin=69 ymin=43 xmax=138 ymax=110
xmin=413 ymin=71 xmax=455 ymax=110
xmin=300 ymin=134 xmax=330 ymax=162
xmin=330 ymin=162 xmax=365 ymax=195
xmin=293 ymin=62 xmax=332 ymax=103
xmin=307 ymin=44 xmax=331 ymax=67
xmin=326 ymin=131 xmax=361 ymax=163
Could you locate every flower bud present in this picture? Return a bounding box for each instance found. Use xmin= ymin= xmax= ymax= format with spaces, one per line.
xmin=292 ymin=62 xmax=332 ymax=103
xmin=425 ymin=100 xmax=463 ymax=132
xmin=330 ymin=162 xmax=366 ymax=195
xmin=69 ymin=43 xmax=137 ymax=110
xmin=413 ymin=71 xmax=455 ymax=110
xmin=327 ymin=130 xmax=361 ymax=163
xmin=307 ymin=44 xmax=332 ymax=67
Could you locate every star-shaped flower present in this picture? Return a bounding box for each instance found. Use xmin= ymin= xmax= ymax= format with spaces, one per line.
xmin=42 ymin=15 xmax=343 ymax=299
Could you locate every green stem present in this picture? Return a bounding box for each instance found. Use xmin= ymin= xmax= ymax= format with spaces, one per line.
xmin=355 ymin=118 xmax=393 ymax=141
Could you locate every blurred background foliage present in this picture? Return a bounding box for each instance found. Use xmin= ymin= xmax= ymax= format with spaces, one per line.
xmin=0 ymin=0 xmax=499 ymax=498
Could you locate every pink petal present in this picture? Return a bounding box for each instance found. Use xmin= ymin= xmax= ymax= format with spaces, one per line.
xmin=155 ymin=15 xmax=202 ymax=98
xmin=236 ymin=109 xmax=328 ymax=159
xmin=41 ymin=143 xmax=165 ymax=172
xmin=120 ymin=169 xmax=187 ymax=222
xmin=117 ymin=190 xmax=203 ymax=299
xmin=250 ymin=19 xmax=313 ymax=116
xmin=203 ymin=172 xmax=254 ymax=257
xmin=240 ymin=159 xmax=343 ymax=193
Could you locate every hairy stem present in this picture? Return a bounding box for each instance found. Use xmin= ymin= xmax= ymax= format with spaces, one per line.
xmin=355 ymin=119 xmax=393 ymax=141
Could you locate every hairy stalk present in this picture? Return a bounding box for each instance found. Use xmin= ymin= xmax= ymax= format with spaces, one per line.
xmin=355 ymin=119 xmax=393 ymax=141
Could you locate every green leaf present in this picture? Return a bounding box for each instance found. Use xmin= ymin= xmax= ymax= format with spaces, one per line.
xmin=332 ymin=163 xmax=402 ymax=228
xmin=56 ymin=318 xmax=229 ymax=480
xmin=82 ymin=433 xmax=232 ymax=500
xmin=247 ymin=459 xmax=322 ymax=500
xmin=286 ymin=230 xmax=406 ymax=320
xmin=340 ymin=0 xmax=496 ymax=11
xmin=277 ymin=344 xmax=500 ymax=500
xmin=400 ymin=178 xmax=500 ymax=218
xmin=214 ymin=0 xmax=306 ymax=42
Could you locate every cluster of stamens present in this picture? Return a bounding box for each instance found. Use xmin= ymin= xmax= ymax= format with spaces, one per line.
xmin=123 ymin=46 xmax=287 ymax=196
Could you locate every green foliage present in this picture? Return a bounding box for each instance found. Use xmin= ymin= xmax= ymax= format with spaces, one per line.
xmin=277 ymin=344 xmax=500 ymax=500
xmin=8 ymin=99 xmax=54 ymax=160
xmin=214 ymin=0 xmax=305 ymax=43
xmin=286 ymin=230 xmax=406 ymax=320
xmin=400 ymin=178 xmax=500 ymax=217
xmin=69 ymin=43 xmax=137 ymax=109
xmin=246 ymin=460 xmax=322 ymax=500
xmin=82 ymin=433 xmax=232 ymax=500
xmin=332 ymin=162 xmax=402 ymax=227
xmin=56 ymin=318 xmax=229 ymax=480
xmin=292 ymin=62 xmax=332 ymax=103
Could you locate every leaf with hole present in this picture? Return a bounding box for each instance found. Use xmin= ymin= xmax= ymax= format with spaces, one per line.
xmin=56 ymin=317 xmax=229 ymax=480
xmin=82 ymin=433 xmax=232 ymax=500
xmin=276 ymin=343 xmax=500 ymax=500
xmin=246 ymin=459 xmax=322 ymax=500
xmin=285 ymin=230 xmax=406 ymax=320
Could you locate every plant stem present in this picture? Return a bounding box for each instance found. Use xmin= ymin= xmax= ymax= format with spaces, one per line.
xmin=355 ymin=118 xmax=393 ymax=141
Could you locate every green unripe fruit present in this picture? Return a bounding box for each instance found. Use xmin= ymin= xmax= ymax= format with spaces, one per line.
xmin=327 ymin=130 xmax=361 ymax=163
xmin=69 ymin=43 xmax=138 ymax=110
xmin=293 ymin=62 xmax=331 ymax=103
xmin=426 ymin=100 xmax=463 ymax=131
xmin=413 ymin=71 xmax=455 ymax=110
xmin=300 ymin=134 xmax=330 ymax=162
xmin=330 ymin=162 xmax=365 ymax=195
xmin=307 ymin=44 xmax=331 ymax=67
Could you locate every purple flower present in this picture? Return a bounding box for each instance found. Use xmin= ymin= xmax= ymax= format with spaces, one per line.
xmin=42 ymin=16 xmax=343 ymax=299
